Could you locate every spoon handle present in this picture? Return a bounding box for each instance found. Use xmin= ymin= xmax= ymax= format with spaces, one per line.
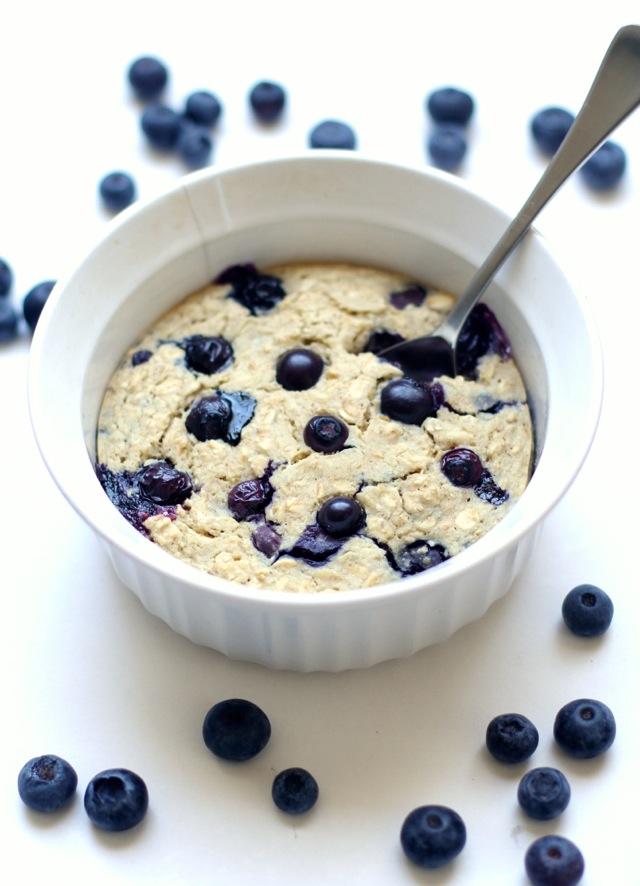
xmin=440 ymin=24 xmax=640 ymax=343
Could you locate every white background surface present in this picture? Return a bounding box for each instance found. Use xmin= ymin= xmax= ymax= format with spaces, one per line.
xmin=2 ymin=2 xmax=639 ymax=883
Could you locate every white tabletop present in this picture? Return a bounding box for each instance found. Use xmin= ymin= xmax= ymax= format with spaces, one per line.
xmin=2 ymin=2 xmax=639 ymax=883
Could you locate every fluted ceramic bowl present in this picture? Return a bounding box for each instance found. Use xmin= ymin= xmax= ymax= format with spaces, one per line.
xmin=28 ymin=153 xmax=602 ymax=671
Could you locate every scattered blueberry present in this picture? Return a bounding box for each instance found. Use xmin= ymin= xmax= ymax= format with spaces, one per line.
xmin=0 ymin=257 xmax=12 ymax=296
xmin=561 ymin=583 xmax=614 ymax=637
xmin=362 ymin=329 xmax=405 ymax=355
xmin=177 ymin=123 xmax=213 ymax=168
xmin=137 ymin=461 xmax=193 ymax=505
xmin=181 ymin=334 xmax=233 ymax=374
xmin=23 ymin=280 xmax=56 ymax=332
xmin=283 ymin=523 xmax=346 ymax=564
xmin=99 ymin=171 xmax=136 ymax=212
xmin=272 ymin=767 xmax=319 ymax=815
xmin=184 ymin=90 xmax=222 ymax=127
xmin=202 ymin=698 xmax=271 ymax=761
xmin=530 ymin=106 xmax=575 ymax=155
xmin=228 ymin=475 xmax=274 ymax=521
xmin=428 ymin=126 xmax=468 ymax=172
xmin=388 ymin=539 xmax=449 ymax=575
xmin=95 ymin=461 xmax=194 ymax=533
xmin=131 ymin=349 xmax=153 ymax=366
xmin=400 ymin=805 xmax=466 ymax=869
xmin=303 ymin=414 xmax=349 ymax=453
xmin=309 ymin=119 xmax=357 ymax=150
xmin=127 ymin=55 xmax=169 ymax=101
xmin=485 ymin=713 xmax=539 ymax=764
xmin=517 ymin=767 xmax=571 ymax=821
xmin=390 ymin=284 xmax=427 ymax=309
xmin=249 ymin=81 xmax=286 ymax=123
xmin=457 ymin=303 xmax=512 ymax=378
xmin=0 ymin=299 xmax=19 ymax=343
xmin=441 ymin=448 xmax=484 ymax=486
xmin=473 ymin=468 xmax=509 ymax=505
xmin=380 ymin=377 xmax=440 ymax=425
xmin=426 ymin=87 xmax=475 ymax=125
xmin=276 ymin=348 xmax=324 ymax=390
xmin=140 ymin=103 xmax=182 ymax=151
xmin=317 ymin=496 xmax=364 ymax=537
xmin=216 ymin=263 xmax=286 ymax=315
xmin=524 ymin=835 xmax=585 ymax=886
xmin=580 ymin=140 xmax=626 ymax=191
xmin=17 ymin=754 xmax=78 ymax=813
xmin=185 ymin=391 xmax=256 ymax=445
xmin=84 ymin=768 xmax=149 ymax=831
xmin=553 ymin=698 xmax=616 ymax=759
xmin=251 ymin=522 xmax=282 ymax=557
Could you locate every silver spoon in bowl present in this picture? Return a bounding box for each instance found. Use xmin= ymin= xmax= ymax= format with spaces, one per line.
xmin=379 ymin=24 xmax=640 ymax=381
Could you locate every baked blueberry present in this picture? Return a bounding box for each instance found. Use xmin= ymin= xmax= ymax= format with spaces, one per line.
xmin=251 ymin=522 xmax=282 ymax=557
xmin=18 ymin=754 xmax=78 ymax=813
xmin=561 ymin=583 xmax=614 ymax=637
xmin=317 ymin=496 xmax=364 ymax=537
xmin=400 ymin=805 xmax=466 ymax=869
xmin=441 ymin=448 xmax=484 ymax=487
xmin=390 ymin=284 xmax=427 ymax=309
xmin=428 ymin=126 xmax=468 ymax=171
xmin=309 ymin=119 xmax=357 ymax=150
xmin=457 ymin=303 xmax=511 ymax=377
xmin=228 ymin=475 xmax=274 ymax=521
xmin=182 ymin=334 xmax=233 ymax=374
xmin=140 ymin=104 xmax=181 ymax=151
xmin=0 ymin=300 xmax=19 ymax=343
xmin=202 ymin=698 xmax=271 ymax=761
xmin=283 ymin=523 xmax=345 ymax=564
xmin=426 ymin=87 xmax=475 ymax=125
xmin=517 ymin=767 xmax=571 ymax=820
xmin=275 ymin=348 xmax=324 ymax=390
xmin=216 ymin=263 xmax=286 ymax=315
xmin=127 ymin=56 xmax=168 ymax=101
xmin=99 ymin=171 xmax=136 ymax=212
xmin=391 ymin=540 xmax=448 ymax=575
xmin=486 ymin=713 xmax=539 ymax=764
xmin=380 ymin=377 xmax=440 ymax=425
xmin=131 ymin=349 xmax=153 ymax=366
xmin=84 ymin=768 xmax=149 ymax=831
xmin=23 ymin=280 xmax=56 ymax=332
xmin=303 ymin=414 xmax=349 ymax=453
xmin=184 ymin=90 xmax=222 ymax=127
xmin=530 ymin=106 xmax=575 ymax=155
xmin=96 ymin=463 xmax=191 ymax=533
xmin=473 ymin=468 xmax=509 ymax=505
xmin=272 ymin=768 xmax=319 ymax=815
xmin=553 ymin=698 xmax=616 ymax=759
xmin=136 ymin=461 xmax=193 ymax=505
xmin=177 ymin=123 xmax=213 ymax=168
xmin=580 ymin=140 xmax=626 ymax=191
xmin=185 ymin=391 xmax=256 ymax=445
xmin=363 ymin=329 xmax=405 ymax=355
xmin=524 ymin=835 xmax=585 ymax=886
xmin=249 ymin=81 xmax=286 ymax=122
xmin=0 ymin=257 xmax=13 ymax=296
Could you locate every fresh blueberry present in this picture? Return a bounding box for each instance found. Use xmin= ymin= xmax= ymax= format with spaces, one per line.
xmin=272 ymin=768 xmax=319 ymax=815
xmin=561 ymin=583 xmax=614 ymax=637
xmin=249 ymin=81 xmax=286 ymax=122
xmin=136 ymin=461 xmax=193 ymax=505
xmin=426 ymin=87 xmax=475 ymax=125
xmin=428 ymin=126 xmax=468 ymax=172
xmin=485 ymin=713 xmax=539 ymax=764
xmin=390 ymin=284 xmax=427 ymax=309
xmin=177 ymin=123 xmax=213 ymax=168
xmin=18 ymin=754 xmax=78 ymax=813
xmin=389 ymin=539 xmax=449 ymax=575
xmin=140 ymin=103 xmax=182 ymax=151
xmin=309 ymin=119 xmax=357 ymax=150
xmin=441 ymin=448 xmax=484 ymax=486
xmin=553 ymin=698 xmax=616 ymax=759
xmin=181 ymin=334 xmax=233 ymax=374
xmin=84 ymin=768 xmax=148 ymax=831
xmin=400 ymin=805 xmax=466 ymax=869
xmin=0 ymin=299 xmax=19 ymax=343
xmin=99 ymin=171 xmax=136 ymax=212
xmin=276 ymin=348 xmax=324 ymax=390
xmin=184 ymin=90 xmax=222 ymax=127
xmin=530 ymin=106 xmax=575 ymax=155
xmin=185 ymin=391 xmax=256 ymax=445
xmin=380 ymin=377 xmax=440 ymax=425
xmin=216 ymin=263 xmax=286 ymax=315
xmin=524 ymin=835 xmax=585 ymax=886
xmin=23 ymin=280 xmax=56 ymax=332
xmin=228 ymin=475 xmax=274 ymax=521
xmin=517 ymin=767 xmax=571 ymax=821
xmin=580 ymin=140 xmax=626 ymax=191
xmin=457 ymin=303 xmax=511 ymax=377
xmin=317 ymin=496 xmax=364 ymax=537
xmin=131 ymin=349 xmax=153 ymax=366
xmin=202 ymin=698 xmax=271 ymax=761
xmin=127 ymin=56 xmax=168 ymax=101
xmin=0 ymin=257 xmax=12 ymax=296
xmin=303 ymin=414 xmax=349 ymax=453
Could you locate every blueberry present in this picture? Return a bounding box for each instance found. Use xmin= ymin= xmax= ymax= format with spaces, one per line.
xmin=473 ymin=468 xmax=509 ymax=506
xmin=440 ymin=448 xmax=484 ymax=487
xmin=524 ymin=835 xmax=585 ymax=886
xmin=362 ymin=329 xmax=405 ymax=355
xmin=84 ymin=768 xmax=149 ymax=831
xmin=517 ymin=767 xmax=571 ymax=821
xmin=580 ymin=140 xmax=626 ymax=191
xmin=177 ymin=123 xmax=213 ymax=168
xmin=18 ymin=754 xmax=78 ymax=813
xmin=389 ymin=539 xmax=449 ymax=575
xmin=184 ymin=90 xmax=222 ymax=127
xmin=249 ymin=80 xmax=286 ymax=122
xmin=380 ymin=377 xmax=440 ymax=425
xmin=317 ymin=496 xmax=364 ymax=537
xmin=23 ymin=279 xmax=56 ymax=332
xmin=131 ymin=348 xmax=153 ymax=366
xmin=400 ymin=805 xmax=466 ymax=869
xmin=136 ymin=461 xmax=193 ymax=505
xmin=553 ymin=698 xmax=616 ymax=759
xmin=0 ymin=299 xmax=19 ymax=343
xmin=96 ymin=463 xmax=190 ymax=534
xmin=182 ymin=334 xmax=233 ymax=374
xmin=303 ymin=414 xmax=349 ymax=453
xmin=275 ymin=348 xmax=324 ymax=390
xmin=140 ymin=103 xmax=181 ymax=151
xmin=216 ymin=263 xmax=286 ymax=315
xmin=228 ymin=475 xmax=274 ymax=521
xmin=99 ymin=171 xmax=136 ymax=212
xmin=251 ymin=522 xmax=282 ymax=557
xmin=426 ymin=87 xmax=475 ymax=125
xmin=202 ymin=698 xmax=271 ymax=761
xmin=428 ymin=126 xmax=468 ymax=172
xmin=561 ymin=583 xmax=614 ymax=637
xmin=127 ymin=56 xmax=168 ymax=101
xmin=272 ymin=768 xmax=319 ymax=815
xmin=185 ymin=391 xmax=256 ymax=445
xmin=486 ymin=713 xmax=539 ymax=764
xmin=283 ymin=523 xmax=345 ymax=564
xmin=0 ymin=257 xmax=13 ymax=296
xmin=457 ymin=303 xmax=511 ymax=377
xmin=390 ymin=284 xmax=427 ymax=309
xmin=309 ymin=119 xmax=357 ymax=150
xmin=530 ymin=107 xmax=575 ymax=155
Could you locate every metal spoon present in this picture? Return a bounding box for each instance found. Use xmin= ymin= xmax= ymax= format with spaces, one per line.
xmin=379 ymin=24 xmax=640 ymax=381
